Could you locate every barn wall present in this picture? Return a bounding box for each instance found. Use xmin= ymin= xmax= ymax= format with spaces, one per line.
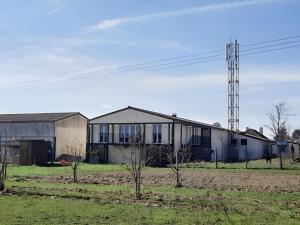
xmin=55 ymin=114 xmax=87 ymax=160
xmin=0 ymin=122 xmax=54 ymax=140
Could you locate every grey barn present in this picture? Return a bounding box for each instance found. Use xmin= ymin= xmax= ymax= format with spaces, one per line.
xmin=0 ymin=112 xmax=87 ymax=165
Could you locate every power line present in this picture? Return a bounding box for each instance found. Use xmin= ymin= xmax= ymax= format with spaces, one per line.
xmin=240 ymin=39 xmax=300 ymax=52
xmin=0 ymin=35 xmax=300 ymax=92
xmin=112 ymin=52 xmax=224 ymax=72
xmin=240 ymin=43 xmax=300 ymax=57
xmin=240 ymin=35 xmax=300 ymax=47
xmin=114 ymin=34 xmax=300 ymax=70
xmin=92 ymin=34 xmax=300 ymax=71
xmin=118 ymin=48 xmax=225 ymax=70
xmin=0 ymin=53 xmax=225 ymax=91
xmin=0 ymin=56 xmax=225 ymax=92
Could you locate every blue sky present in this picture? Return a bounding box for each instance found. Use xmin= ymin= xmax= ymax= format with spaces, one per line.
xmin=0 ymin=0 xmax=299 ymax=138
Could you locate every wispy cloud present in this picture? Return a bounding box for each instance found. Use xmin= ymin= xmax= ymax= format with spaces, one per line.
xmin=45 ymin=6 xmax=65 ymax=16
xmin=86 ymin=0 xmax=288 ymax=31
xmin=100 ymin=104 xmax=112 ymax=109
xmin=139 ymin=65 xmax=300 ymax=93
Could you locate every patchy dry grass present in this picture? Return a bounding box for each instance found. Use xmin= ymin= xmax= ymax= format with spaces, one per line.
xmin=1 ymin=161 xmax=299 ymax=225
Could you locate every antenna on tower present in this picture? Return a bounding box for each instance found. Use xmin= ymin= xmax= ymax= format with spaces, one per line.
xmin=226 ymin=39 xmax=239 ymax=161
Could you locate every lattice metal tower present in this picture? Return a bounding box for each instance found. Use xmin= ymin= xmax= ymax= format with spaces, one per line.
xmin=226 ymin=40 xmax=239 ymax=138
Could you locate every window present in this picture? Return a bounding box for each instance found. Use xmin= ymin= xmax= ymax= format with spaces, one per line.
xmin=92 ymin=124 xmax=100 ymax=143
xmin=119 ymin=124 xmax=141 ymax=143
xmin=99 ymin=124 xmax=108 ymax=143
xmin=153 ymin=124 xmax=162 ymax=144
xmin=202 ymin=128 xmax=211 ymax=146
xmin=193 ymin=127 xmax=201 ymax=145
xmin=185 ymin=126 xmax=192 ymax=144
xmin=119 ymin=125 xmax=125 ymax=143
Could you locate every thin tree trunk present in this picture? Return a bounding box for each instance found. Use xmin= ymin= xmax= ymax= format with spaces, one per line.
xmin=73 ymin=166 xmax=77 ymax=182
xmin=245 ymin=146 xmax=248 ymax=169
xmin=135 ymin=177 xmax=138 ymax=199
xmin=279 ymin=147 xmax=283 ymax=170
xmin=137 ymin=170 xmax=141 ymax=199
xmin=135 ymin=173 xmax=141 ymax=200
xmin=0 ymin=180 xmax=4 ymax=191
xmin=4 ymin=163 xmax=7 ymax=179
xmin=215 ymin=148 xmax=218 ymax=169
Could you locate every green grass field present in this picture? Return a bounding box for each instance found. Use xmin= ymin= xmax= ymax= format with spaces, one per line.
xmin=0 ymin=160 xmax=299 ymax=225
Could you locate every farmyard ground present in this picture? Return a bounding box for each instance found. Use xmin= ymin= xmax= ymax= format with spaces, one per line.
xmin=0 ymin=160 xmax=299 ymax=225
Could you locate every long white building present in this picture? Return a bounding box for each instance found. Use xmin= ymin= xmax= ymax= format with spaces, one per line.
xmin=87 ymin=106 xmax=271 ymax=164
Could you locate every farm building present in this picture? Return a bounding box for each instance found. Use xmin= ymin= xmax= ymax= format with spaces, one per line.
xmin=270 ymin=141 xmax=300 ymax=160
xmin=0 ymin=112 xmax=88 ymax=165
xmin=87 ymin=106 xmax=271 ymax=164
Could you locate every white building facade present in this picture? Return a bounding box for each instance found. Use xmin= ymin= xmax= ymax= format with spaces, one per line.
xmin=88 ymin=106 xmax=271 ymax=164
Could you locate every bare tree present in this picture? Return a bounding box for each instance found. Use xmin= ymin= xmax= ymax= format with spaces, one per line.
xmin=122 ymin=135 xmax=156 ymax=200
xmin=0 ymin=147 xmax=7 ymax=191
xmin=265 ymin=102 xmax=290 ymax=169
xmin=265 ymin=102 xmax=290 ymax=142
xmin=0 ymin=139 xmax=17 ymax=191
xmin=66 ymin=142 xmax=83 ymax=183
xmin=165 ymin=144 xmax=191 ymax=187
xmin=292 ymin=129 xmax=300 ymax=143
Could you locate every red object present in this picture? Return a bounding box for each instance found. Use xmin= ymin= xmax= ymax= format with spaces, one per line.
xmin=59 ymin=159 xmax=69 ymax=165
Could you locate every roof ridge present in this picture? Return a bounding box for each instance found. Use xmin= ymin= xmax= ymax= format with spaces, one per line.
xmin=0 ymin=112 xmax=84 ymax=123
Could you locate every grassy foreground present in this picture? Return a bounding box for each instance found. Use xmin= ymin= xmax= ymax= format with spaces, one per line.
xmin=0 ymin=161 xmax=299 ymax=225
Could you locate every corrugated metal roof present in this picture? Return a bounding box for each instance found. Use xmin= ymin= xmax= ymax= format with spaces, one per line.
xmin=0 ymin=112 xmax=81 ymax=123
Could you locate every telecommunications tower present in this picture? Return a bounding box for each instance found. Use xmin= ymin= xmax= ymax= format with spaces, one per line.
xmin=226 ymin=40 xmax=239 ymax=146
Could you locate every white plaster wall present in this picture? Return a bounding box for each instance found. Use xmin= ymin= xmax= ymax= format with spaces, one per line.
xmin=238 ymin=134 xmax=268 ymax=160
xmin=211 ymin=128 xmax=228 ymax=161
xmin=113 ymin=125 xmax=119 ymax=143
xmin=174 ymin=124 xmax=182 ymax=151
xmin=271 ymin=142 xmax=300 ymax=158
xmin=143 ymin=124 xmax=151 ymax=144
xmin=181 ymin=125 xmax=193 ymax=145
xmin=161 ymin=123 xmax=170 ymax=144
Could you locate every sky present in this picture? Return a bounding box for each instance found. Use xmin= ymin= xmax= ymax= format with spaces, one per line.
xmin=0 ymin=0 xmax=299 ymax=138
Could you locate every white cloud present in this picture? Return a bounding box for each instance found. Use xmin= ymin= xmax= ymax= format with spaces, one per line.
xmin=140 ymin=73 xmax=225 ymax=91
xmin=86 ymin=0 xmax=288 ymax=31
xmin=241 ymin=65 xmax=300 ymax=89
xmin=137 ymin=65 xmax=300 ymax=93
xmin=45 ymin=6 xmax=65 ymax=16
xmin=100 ymin=104 xmax=112 ymax=109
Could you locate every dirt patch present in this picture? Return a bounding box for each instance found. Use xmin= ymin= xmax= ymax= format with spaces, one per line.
xmin=20 ymin=169 xmax=300 ymax=193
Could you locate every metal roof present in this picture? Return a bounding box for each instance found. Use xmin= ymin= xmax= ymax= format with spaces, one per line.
xmin=0 ymin=112 xmax=83 ymax=123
